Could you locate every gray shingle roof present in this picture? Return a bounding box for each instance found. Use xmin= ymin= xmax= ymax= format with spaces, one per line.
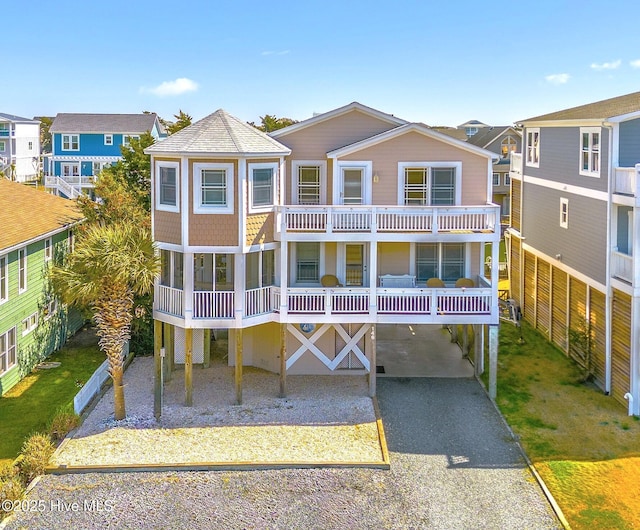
xmin=520 ymin=91 xmax=640 ymax=122
xmin=0 ymin=113 xmax=39 ymax=123
xmin=466 ymin=126 xmax=516 ymax=148
xmin=50 ymin=113 xmax=160 ymax=133
xmin=146 ymin=109 xmax=290 ymax=155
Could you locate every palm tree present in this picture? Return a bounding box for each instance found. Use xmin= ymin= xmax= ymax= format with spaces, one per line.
xmin=51 ymin=223 xmax=159 ymax=420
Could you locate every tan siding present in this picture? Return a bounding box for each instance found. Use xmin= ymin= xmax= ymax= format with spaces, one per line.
xmin=246 ymin=212 xmax=275 ymax=246
xmin=523 ymin=251 xmax=536 ymax=323
xmin=154 ymin=211 xmax=182 ymax=245
xmin=511 ymin=179 xmax=521 ymax=232
xmin=339 ymin=131 xmax=489 ymax=206
xmin=551 ymin=267 xmax=568 ymax=351
xmin=611 ymin=289 xmax=631 ymax=406
xmin=536 ymin=259 xmax=550 ymax=336
xmin=589 ymin=288 xmax=607 ymax=388
xmin=378 ymin=243 xmax=410 ymax=277
xmin=188 ymin=158 xmax=238 ymax=247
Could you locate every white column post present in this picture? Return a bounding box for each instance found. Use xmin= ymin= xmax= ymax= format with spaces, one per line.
xmin=369 ymin=240 xmax=378 ymax=317
xmin=488 ymin=324 xmax=499 ymax=399
xmin=279 ymin=241 xmax=289 ymax=317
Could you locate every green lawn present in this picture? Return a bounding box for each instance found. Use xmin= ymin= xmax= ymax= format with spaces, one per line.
xmin=484 ymin=321 xmax=640 ymax=529
xmin=0 ymin=327 xmax=104 ymax=465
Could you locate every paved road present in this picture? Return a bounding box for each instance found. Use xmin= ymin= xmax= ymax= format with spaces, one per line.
xmin=3 ymin=378 xmax=560 ymax=530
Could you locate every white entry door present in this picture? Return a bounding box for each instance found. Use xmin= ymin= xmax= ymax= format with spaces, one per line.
xmin=337 ymin=163 xmax=371 ymax=205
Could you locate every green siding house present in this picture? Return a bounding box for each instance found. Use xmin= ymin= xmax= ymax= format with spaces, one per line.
xmin=0 ymin=180 xmax=84 ymax=395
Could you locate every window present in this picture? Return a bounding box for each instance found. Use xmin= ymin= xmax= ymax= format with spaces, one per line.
xmin=0 ymin=141 xmax=5 ymax=151
xmin=92 ymin=161 xmax=110 ymax=176
xmin=492 ymin=173 xmax=500 ymax=186
xmin=415 ymin=243 xmax=465 ymax=283
xmin=18 ymin=247 xmax=26 ymax=293
xmin=246 ymin=250 xmax=275 ymax=290
xmin=560 ymin=198 xmax=569 ymax=229
xmin=44 ymin=297 xmax=58 ymax=320
xmin=123 ymin=135 xmax=140 ymax=147
xmin=193 ymin=163 xmax=234 ymax=214
xmin=62 ymin=134 xmax=79 ymax=151
xmin=249 ymin=163 xmax=277 ymax=211
xmin=160 ymin=250 xmax=184 ymax=289
xmin=22 ymin=312 xmax=38 ymax=336
xmin=295 ymin=242 xmax=321 ymax=284
xmin=526 ymin=129 xmax=539 ymax=167
xmin=465 ymin=127 xmax=478 ymax=137
xmin=0 ymin=328 xmax=16 ymax=375
xmin=398 ymin=162 xmax=460 ymax=206
xmin=44 ymin=238 xmax=52 ymax=261
xmin=580 ymin=127 xmax=600 ymax=177
xmin=0 ymin=255 xmax=7 ymax=303
xmin=155 ymin=162 xmax=179 ymax=212
xmin=28 ymin=141 xmax=33 ymax=150
xmin=104 ymin=134 xmax=113 ymax=145
xmin=61 ymin=163 xmax=80 ymax=177
xmin=293 ymin=161 xmax=326 ymax=205
xmin=504 ymin=173 xmax=511 ymax=186
xmin=215 ymin=254 xmax=234 ymax=291
xmin=501 ymin=136 xmax=517 ymax=158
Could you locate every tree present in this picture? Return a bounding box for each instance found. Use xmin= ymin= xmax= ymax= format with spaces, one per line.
xmin=50 ymin=222 xmax=159 ymax=420
xmin=162 ymin=110 xmax=193 ymax=135
xmin=34 ymin=116 xmax=53 ymax=154
xmin=249 ymin=114 xmax=298 ymax=133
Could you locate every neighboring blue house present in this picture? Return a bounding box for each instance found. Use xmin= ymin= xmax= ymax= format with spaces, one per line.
xmin=45 ymin=113 xmax=166 ymax=198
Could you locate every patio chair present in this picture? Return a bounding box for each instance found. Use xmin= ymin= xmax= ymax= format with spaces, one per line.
xmin=455 ymin=278 xmax=475 ymax=288
xmin=321 ymin=274 xmax=343 ymax=287
xmin=426 ymin=277 xmax=445 ymax=287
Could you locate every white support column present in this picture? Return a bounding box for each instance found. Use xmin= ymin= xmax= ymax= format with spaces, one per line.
xmin=491 ymin=239 xmax=500 ymax=322
xmin=184 ymin=251 xmax=194 ymax=328
xmin=488 ymin=324 xmax=499 ymax=399
xmin=369 ymin=324 xmax=377 ymax=397
xmin=475 ymin=324 xmax=485 ymax=376
xmin=369 ymin=240 xmax=378 ymax=317
xmin=279 ymin=241 xmax=289 ymax=317
xmin=234 ymin=252 xmax=245 ymax=326
xmin=631 ymin=296 xmax=640 ymax=415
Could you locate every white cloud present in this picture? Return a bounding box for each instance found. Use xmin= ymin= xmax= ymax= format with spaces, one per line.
xmin=590 ymin=60 xmax=621 ymax=70
xmin=545 ymin=73 xmax=570 ymax=85
xmin=140 ymin=78 xmax=199 ymax=97
xmin=261 ymin=50 xmax=290 ymax=56
xmin=630 ymin=59 xmax=640 ymax=69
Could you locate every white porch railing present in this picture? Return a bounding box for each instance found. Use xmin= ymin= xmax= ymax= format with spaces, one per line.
xmin=613 ymin=166 xmax=638 ymax=196
xmin=245 ymin=286 xmax=275 ymax=317
xmin=278 ymin=205 xmax=499 ymax=236
xmin=510 ymin=153 xmax=522 ymax=175
xmin=193 ymin=291 xmax=234 ymax=319
xmin=44 ymin=175 xmax=82 ymax=199
xmin=611 ymin=250 xmax=633 ymax=283
xmin=155 ymin=285 xmax=184 ymax=317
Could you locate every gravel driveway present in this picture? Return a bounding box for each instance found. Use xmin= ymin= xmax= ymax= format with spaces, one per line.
xmin=3 ymin=378 xmax=560 ymax=529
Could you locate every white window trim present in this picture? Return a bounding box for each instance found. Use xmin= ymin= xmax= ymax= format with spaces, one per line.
xmin=492 ymin=173 xmax=500 ymax=186
xmin=193 ymin=162 xmax=234 ymax=214
xmin=22 ymin=312 xmax=38 ymax=336
xmin=44 ymin=298 xmax=58 ymax=321
xmin=504 ymin=174 xmax=511 ymax=186
xmin=44 ymin=238 xmax=52 ymax=262
xmin=397 ymin=162 xmax=462 ymax=206
xmin=123 ymin=134 xmax=140 ymax=147
xmin=155 ymin=161 xmax=180 ymax=213
xmin=0 ymin=254 xmax=7 ymax=305
xmin=560 ymin=197 xmax=569 ymax=229
xmin=0 ymin=141 xmax=5 ymax=152
xmin=248 ymin=162 xmax=278 ymax=213
xmin=290 ymin=242 xmax=325 ymax=286
xmin=525 ymin=128 xmax=540 ymax=168
xmin=0 ymin=327 xmax=17 ymax=376
xmin=61 ymin=163 xmax=80 ymax=177
xmin=409 ymin=242 xmax=469 ymax=284
xmin=18 ymin=247 xmax=27 ymax=293
xmin=291 ymin=160 xmax=327 ymax=205
xmin=104 ymin=134 xmax=113 ymax=146
xmin=62 ymin=134 xmax=79 ymax=151
xmin=579 ymin=126 xmax=601 ymax=178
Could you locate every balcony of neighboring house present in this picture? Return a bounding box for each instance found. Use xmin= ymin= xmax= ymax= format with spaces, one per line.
xmin=509 ymin=152 xmax=522 ymax=176
xmin=275 ymin=204 xmax=501 ymax=243
xmin=611 ymin=204 xmax=635 ymax=284
xmin=613 ymin=165 xmax=640 ymax=206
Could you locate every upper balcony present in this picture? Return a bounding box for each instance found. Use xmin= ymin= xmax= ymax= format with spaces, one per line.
xmin=275 ymin=204 xmax=501 ymax=242
xmin=613 ymin=165 xmax=640 ymax=205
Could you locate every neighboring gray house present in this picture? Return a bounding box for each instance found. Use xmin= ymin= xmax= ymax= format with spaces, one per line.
xmin=467 ymin=126 xmax=522 ymax=223
xmin=507 ymin=90 xmax=640 ymax=415
xmin=0 ymin=113 xmax=41 ymax=182
xmin=457 ymin=119 xmax=490 ymax=138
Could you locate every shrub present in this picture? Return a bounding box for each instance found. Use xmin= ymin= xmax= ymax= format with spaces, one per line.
xmin=48 ymin=409 xmax=80 ymax=442
xmin=19 ymin=433 xmax=55 ymax=483
xmin=0 ymin=462 xmax=25 ymax=517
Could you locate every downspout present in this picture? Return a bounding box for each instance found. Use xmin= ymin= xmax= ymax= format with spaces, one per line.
xmin=603 ymin=122 xmax=614 ymax=395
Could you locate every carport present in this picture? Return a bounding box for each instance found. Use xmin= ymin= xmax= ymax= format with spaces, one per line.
xmin=376 ymin=324 xmax=475 ymax=377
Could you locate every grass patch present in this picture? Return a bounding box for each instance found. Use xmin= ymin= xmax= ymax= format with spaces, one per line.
xmin=486 ymin=321 xmax=640 ymax=529
xmin=0 ymin=327 xmax=103 ymax=465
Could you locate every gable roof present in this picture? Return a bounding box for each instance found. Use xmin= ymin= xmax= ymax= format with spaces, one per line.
xmin=520 ymin=91 xmax=640 ymax=123
xmin=466 ymin=126 xmax=520 ymax=149
xmin=50 ymin=113 xmax=161 ymax=134
xmin=0 ymin=113 xmax=39 ymax=124
xmin=429 ymin=126 xmax=469 ymax=142
xmin=0 ymin=181 xmax=83 ymax=251
xmin=326 ymin=123 xmax=499 ymax=160
xmin=270 ymin=102 xmax=407 ymax=138
xmin=458 ymin=119 xmax=489 ymax=128
xmin=145 ymin=109 xmax=290 ymax=156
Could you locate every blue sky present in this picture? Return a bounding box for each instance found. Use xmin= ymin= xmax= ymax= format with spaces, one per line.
xmin=8 ymin=0 xmax=640 ymax=127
